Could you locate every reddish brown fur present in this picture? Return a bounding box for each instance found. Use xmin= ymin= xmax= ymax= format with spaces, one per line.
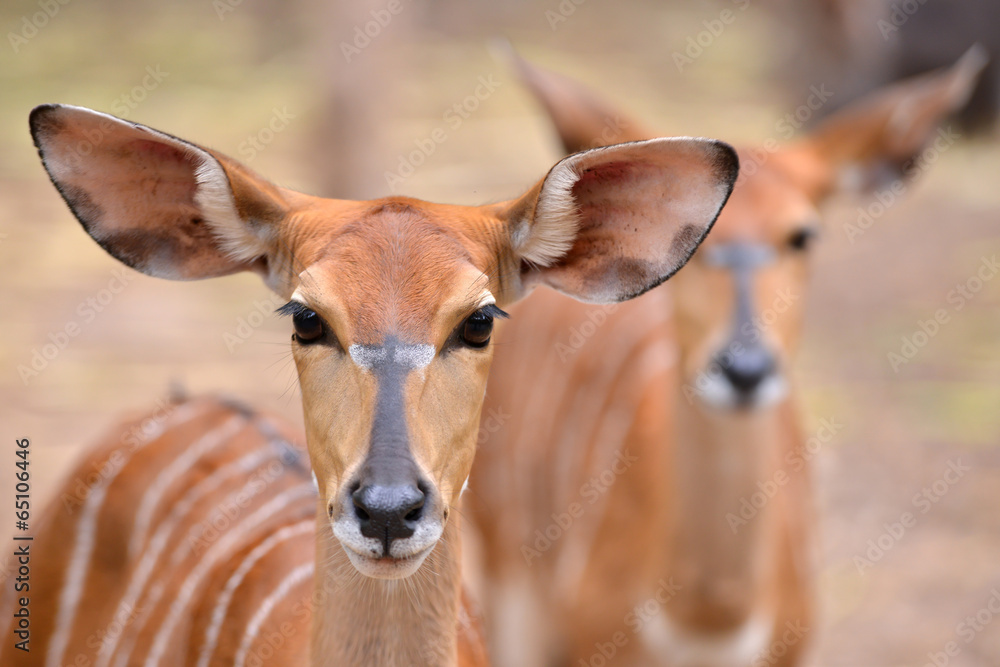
xmin=0 ymin=398 xmax=490 ymax=667
xmin=466 ymin=50 xmax=982 ymax=666
xmin=24 ymin=103 xmax=738 ymax=666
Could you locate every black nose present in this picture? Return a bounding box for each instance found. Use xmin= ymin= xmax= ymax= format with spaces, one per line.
xmin=352 ymin=484 xmax=426 ymax=552
xmin=717 ymin=346 xmax=776 ymax=395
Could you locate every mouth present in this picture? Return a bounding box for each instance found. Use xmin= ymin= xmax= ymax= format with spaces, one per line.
xmin=691 ymin=371 xmax=788 ymax=411
xmin=341 ymin=543 xmax=435 ymax=579
xmin=332 ymin=513 xmax=443 ymax=580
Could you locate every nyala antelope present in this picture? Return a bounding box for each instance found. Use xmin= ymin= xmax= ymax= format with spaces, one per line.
xmin=466 ymin=48 xmax=985 ymax=666
xmin=0 ymin=103 xmax=738 ymax=666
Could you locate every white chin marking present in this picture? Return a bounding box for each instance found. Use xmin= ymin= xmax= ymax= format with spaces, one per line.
xmin=693 ymin=373 xmax=788 ymax=411
xmin=641 ymin=609 xmax=773 ymax=667
xmin=332 ymin=514 xmax=443 ymax=579
xmin=342 ymin=545 xmax=434 ymax=580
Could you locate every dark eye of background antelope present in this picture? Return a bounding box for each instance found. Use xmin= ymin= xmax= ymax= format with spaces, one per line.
xmin=459 ymin=304 xmax=509 ymax=349
xmin=788 ymin=227 xmax=818 ymax=252
xmin=277 ymin=301 xmax=325 ymax=344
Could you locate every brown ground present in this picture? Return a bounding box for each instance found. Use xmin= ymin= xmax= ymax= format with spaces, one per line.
xmin=1 ymin=2 xmax=998 ymax=665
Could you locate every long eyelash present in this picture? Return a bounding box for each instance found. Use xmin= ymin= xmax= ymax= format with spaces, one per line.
xmin=481 ymin=304 xmax=510 ymax=319
xmin=275 ymin=301 xmax=312 ymax=318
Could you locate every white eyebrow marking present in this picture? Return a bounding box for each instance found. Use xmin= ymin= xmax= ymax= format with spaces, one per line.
xmin=393 ymin=344 xmax=435 ymax=369
xmin=348 ymin=345 xmax=389 ymax=369
xmin=348 ymin=343 xmax=436 ymax=370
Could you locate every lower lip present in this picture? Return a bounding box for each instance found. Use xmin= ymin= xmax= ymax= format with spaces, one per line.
xmin=346 ymin=545 xmax=433 ymax=577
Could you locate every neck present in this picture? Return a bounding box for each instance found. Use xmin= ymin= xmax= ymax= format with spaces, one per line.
xmin=666 ymin=397 xmax=798 ymax=629
xmin=310 ymin=511 xmax=463 ymax=667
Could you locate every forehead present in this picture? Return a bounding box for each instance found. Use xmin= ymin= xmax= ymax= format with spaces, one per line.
xmin=703 ymin=148 xmax=818 ymax=245
xmin=296 ymin=200 xmax=493 ymax=344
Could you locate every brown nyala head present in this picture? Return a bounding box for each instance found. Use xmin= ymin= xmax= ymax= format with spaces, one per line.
xmin=509 ymin=45 xmax=985 ymax=411
xmin=30 ymin=104 xmax=737 ymax=578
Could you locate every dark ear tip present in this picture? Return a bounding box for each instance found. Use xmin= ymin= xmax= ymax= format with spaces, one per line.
xmin=29 ymin=104 xmax=65 ymax=144
xmin=709 ymin=140 xmax=740 ymax=191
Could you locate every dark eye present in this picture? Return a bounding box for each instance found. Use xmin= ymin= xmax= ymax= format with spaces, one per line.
xmin=788 ymin=228 xmax=817 ymax=252
xmin=461 ymin=310 xmax=495 ymax=348
xmin=292 ymin=308 xmax=323 ymax=343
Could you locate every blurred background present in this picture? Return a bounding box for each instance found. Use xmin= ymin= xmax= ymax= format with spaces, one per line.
xmin=1 ymin=0 xmax=997 ymax=664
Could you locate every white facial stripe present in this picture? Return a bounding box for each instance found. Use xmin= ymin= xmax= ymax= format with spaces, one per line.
xmin=348 ymin=343 xmax=435 ymax=370
xmin=348 ymin=344 xmax=389 ymax=369
xmin=393 ymin=344 xmax=435 ymax=369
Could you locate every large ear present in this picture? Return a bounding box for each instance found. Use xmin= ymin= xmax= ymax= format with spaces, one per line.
xmin=30 ymin=104 xmax=290 ymax=284
xmin=502 ymin=137 xmax=738 ymax=304
xmin=785 ymin=45 xmax=988 ymax=199
xmin=497 ymin=42 xmax=653 ymax=154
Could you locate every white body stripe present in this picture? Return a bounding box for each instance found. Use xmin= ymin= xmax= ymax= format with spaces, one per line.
xmin=96 ymin=446 xmax=277 ymax=667
xmin=141 ymin=484 xmax=316 ymax=666
xmin=45 ymin=401 xmax=206 ymax=667
xmin=233 ymin=562 xmax=315 ymax=667
xmin=128 ymin=415 xmax=247 ymax=558
xmin=196 ymin=520 xmax=314 ymax=667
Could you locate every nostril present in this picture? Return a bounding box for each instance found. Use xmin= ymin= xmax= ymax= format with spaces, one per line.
xmin=352 ymin=483 xmax=429 ymax=546
xmin=404 ymin=481 xmax=428 ymax=523
xmin=404 ymin=506 xmax=422 ymax=523
xmin=352 ymin=484 xmax=371 ymax=523
xmin=717 ymin=347 xmax=776 ymax=393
